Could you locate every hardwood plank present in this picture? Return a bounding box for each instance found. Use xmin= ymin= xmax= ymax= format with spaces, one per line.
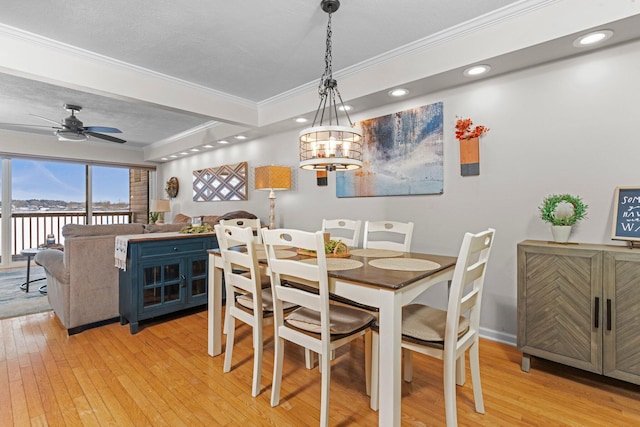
xmin=3 ymin=310 xmax=640 ymax=426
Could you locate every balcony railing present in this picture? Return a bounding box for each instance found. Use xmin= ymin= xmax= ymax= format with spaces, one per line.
xmin=2 ymin=210 xmax=132 ymax=258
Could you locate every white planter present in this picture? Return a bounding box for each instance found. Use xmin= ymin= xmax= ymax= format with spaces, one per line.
xmin=551 ymin=225 xmax=572 ymax=243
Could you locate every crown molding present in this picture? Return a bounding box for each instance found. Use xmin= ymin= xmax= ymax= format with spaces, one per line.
xmin=0 ymin=23 xmax=256 ymax=109
xmin=260 ymin=0 xmax=555 ymax=106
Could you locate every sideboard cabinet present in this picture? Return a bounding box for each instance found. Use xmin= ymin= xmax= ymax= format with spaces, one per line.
xmin=119 ymin=233 xmax=218 ymax=334
xmin=517 ymin=240 xmax=640 ymax=385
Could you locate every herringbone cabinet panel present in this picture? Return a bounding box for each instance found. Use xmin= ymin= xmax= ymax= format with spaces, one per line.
xmin=518 ymin=241 xmax=640 ymax=386
xmin=518 ymin=242 xmax=602 ymax=374
xmin=603 ymin=251 xmax=640 ymax=384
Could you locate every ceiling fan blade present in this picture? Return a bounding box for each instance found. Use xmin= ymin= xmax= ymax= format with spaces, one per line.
xmin=29 ymin=114 xmax=63 ymax=126
xmin=0 ymin=122 xmax=62 ymax=130
xmin=86 ymin=131 xmax=126 ymax=144
xmin=84 ymin=126 xmax=122 ymax=133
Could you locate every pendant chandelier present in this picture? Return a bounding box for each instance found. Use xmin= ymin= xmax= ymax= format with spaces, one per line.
xmin=299 ymin=0 xmax=363 ymax=172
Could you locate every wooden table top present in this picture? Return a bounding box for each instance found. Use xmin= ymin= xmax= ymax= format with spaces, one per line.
xmin=209 ymin=247 xmax=456 ymax=290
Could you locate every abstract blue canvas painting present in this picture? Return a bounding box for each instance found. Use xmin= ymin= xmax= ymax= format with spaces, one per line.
xmin=336 ymin=101 xmax=443 ymax=197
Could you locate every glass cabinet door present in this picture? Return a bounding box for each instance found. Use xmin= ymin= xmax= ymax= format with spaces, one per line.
xmin=190 ymin=257 xmax=207 ymax=298
xmin=142 ymin=261 xmax=183 ymax=308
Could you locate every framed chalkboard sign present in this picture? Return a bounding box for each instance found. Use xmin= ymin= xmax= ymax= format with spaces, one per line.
xmin=611 ymin=187 xmax=640 ymax=242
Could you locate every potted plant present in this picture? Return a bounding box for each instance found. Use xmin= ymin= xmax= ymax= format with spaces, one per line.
xmin=539 ymin=194 xmax=588 ymax=242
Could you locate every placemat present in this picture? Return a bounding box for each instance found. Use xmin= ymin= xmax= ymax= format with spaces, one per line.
xmin=299 ymin=258 xmax=364 ymax=271
xmin=349 ymin=248 xmax=403 ymax=258
xmin=256 ymin=249 xmax=297 ymax=260
xmin=368 ymin=258 xmax=441 ymax=271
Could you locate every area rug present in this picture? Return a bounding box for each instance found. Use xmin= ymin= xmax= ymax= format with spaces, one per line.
xmin=0 ymin=266 xmax=52 ymax=320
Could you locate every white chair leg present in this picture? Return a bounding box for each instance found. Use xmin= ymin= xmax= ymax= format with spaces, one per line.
xmin=223 ymin=316 xmax=235 ymax=373
xmin=456 ymin=353 xmax=466 ymax=386
xmin=370 ymin=332 xmax=379 ymax=411
xmin=470 ymin=341 xmax=485 ymax=414
xmin=443 ymin=354 xmax=458 ymax=427
xmin=271 ymin=336 xmax=285 ymax=407
xmin=403 ymin=348 xmax=413 ymax=383
xmin=251 ymin=323 xmax=263 ymax=397
xmin=320 ymin=348 xmax=332 ymax=427
xmin=364 ymin=331 xmax=371 ymax=396
xmin=305 ymin=348 xmax=318 ymax=369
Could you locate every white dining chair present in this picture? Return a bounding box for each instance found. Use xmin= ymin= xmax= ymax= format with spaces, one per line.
xmin=363 ymin=220 xmax=414 ymax=252
xmin=219 ymin=217 xmax=263 ymax=243
xmin=370 ymin=228 xmax=495 ymax=426
xmin=262 ymin=228 xmax=375 ymax=427
xmin=321 ymin=218 xmax=362 ymax=248
xmin=215 ymin=224 xmax=286 ymax=397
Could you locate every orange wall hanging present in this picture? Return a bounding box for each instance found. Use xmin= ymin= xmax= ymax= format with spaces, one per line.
xmin=455 ymin=117 xmax=489 ymax=176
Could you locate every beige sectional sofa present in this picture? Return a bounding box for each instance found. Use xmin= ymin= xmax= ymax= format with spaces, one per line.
xmin=34 ymin=222 xmax=183 ymax=334
xmin=34 ymin=210 xmax=257 ymax=334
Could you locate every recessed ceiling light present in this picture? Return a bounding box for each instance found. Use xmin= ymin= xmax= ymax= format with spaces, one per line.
xmin=338 ymin=105 xmax=353 ymax=111
xmin=295 ymin=117 xmax=308 ymax=123
xmin=169 ymin=155 xmax=178 ymax=158
xmin=573 ymin=30 xmax=613 ymax=47
xmin=161 ymin=157 xmax=168 ymax=161
xmin=234 ymin=135 xmax=247 ymax=140
xmin=180 ymin=152 xmax=189 ymax=155
xmin=218 ymin=140 xmax=229 ymax=144
xmin=203 ymin=144 xmax=214 ymax=148
xmin=190 ymin=148 xmax=200 ymax=152
xmin=388 ymin=88 xmax=409 ymax=97
xmin=463 ymin=64 xmax=491 ymax=77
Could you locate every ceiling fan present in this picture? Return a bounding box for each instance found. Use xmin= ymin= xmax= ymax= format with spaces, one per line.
xmin=0 ymin=104 xmax=126 ymax=144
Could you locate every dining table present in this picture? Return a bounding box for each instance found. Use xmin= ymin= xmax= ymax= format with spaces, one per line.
xmin=207 ymin=246 xmax=457 ymax=427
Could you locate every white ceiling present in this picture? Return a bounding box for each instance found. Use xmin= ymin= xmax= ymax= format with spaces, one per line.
xmin=0 ymin=0 xmax=639 ymax=162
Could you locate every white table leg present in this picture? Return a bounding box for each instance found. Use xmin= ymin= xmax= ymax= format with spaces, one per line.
xmin=208 ymin=254 xmax=223 ymax=357
xmin=377 ymin=289 xmax=402 ymax=427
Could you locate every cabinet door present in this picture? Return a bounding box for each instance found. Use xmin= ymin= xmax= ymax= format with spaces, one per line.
xmin=187 ymin=254 xmax=208 ymax=305
xmin=517 ymin=243 xmax=602 ymax=373
xmin=603 ymin=251 xmax=640 ymax=385
xmin=140 ymin=259 xmax=185 ymax=313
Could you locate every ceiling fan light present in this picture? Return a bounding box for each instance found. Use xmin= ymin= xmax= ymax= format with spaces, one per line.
xmin=55 ymin=130 xmax=87 ymax=142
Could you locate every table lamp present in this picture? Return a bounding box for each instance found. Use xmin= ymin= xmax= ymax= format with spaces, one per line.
xmin=149 ymin=199 xmax=171 ymax=224
xmin=254 ymin=165 xmax=291 ymax=229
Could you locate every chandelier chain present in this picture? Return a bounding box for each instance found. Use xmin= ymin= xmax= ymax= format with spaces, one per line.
xmin=320 ymin=12 xmax=333 ymax=96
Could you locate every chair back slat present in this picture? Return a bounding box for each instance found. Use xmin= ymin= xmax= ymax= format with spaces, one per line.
xmin=220 ymin=218 xmax=263 ymax=243
xmin=322 ymin=219 xmax=362 ymax=247
xmin=215 ymin=224 xmax=262 ymax=300
xmin=363 ymin=220 xmax=414 ymax=252
xmin=446 ymin=228 xmax=495 ymax=346
xmin=262 ymin=228 xmax=330 ymax=314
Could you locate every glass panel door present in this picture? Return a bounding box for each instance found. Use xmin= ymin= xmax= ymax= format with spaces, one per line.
xmin=11 ymin=159 xmax=85 ymax=258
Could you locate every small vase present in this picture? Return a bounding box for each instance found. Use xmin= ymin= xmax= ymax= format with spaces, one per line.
xmin=551 ymin=225 xmax=572 ymax=243
xmin=459 ymin=137 xmax=480 ymax=176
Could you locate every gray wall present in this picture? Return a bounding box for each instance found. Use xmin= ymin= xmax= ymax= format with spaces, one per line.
xmin=159 ymin=39 xmax=640 ymax=345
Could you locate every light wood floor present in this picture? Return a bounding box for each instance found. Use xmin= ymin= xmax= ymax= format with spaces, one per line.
xmin=2 ymin=309 xmax=640 ymax=426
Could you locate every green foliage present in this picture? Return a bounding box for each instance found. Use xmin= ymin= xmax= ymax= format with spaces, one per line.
xmin=539 ymin=194 xmax=588 ymax=226
xmin=325 ymin=239 xmax=347 ymax=254
xmin=149 ymin=211 xmax=160 ymax=224
xmin=179 ymin=223 xmax=214 ymax=234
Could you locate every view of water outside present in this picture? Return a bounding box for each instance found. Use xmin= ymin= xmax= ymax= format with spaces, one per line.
xmin=2 ymin=159 xmax=130 ymax=256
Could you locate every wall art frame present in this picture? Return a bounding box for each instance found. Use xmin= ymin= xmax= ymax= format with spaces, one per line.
xmin=336 ymin=101 xmax=444 ymax=198
xmin=193 ymin=161 xmax=248 ymax=202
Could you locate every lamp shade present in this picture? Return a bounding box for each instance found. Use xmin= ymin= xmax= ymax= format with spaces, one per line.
xmin=255 ymin=165 xmax=291 ymax=191
xmin=150 ymin=199 xmax=171 ymax=212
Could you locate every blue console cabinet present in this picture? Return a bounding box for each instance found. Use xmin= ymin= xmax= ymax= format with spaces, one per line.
xmin=118 ymin=233 xmax=218 ymax=334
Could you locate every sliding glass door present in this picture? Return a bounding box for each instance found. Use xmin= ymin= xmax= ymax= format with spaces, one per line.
xmin=1 ymin=159 xmax=145 ymax=266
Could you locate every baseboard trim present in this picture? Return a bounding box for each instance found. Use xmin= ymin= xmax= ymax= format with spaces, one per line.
xmin=480 ymin=327 xmax=516 ymax=346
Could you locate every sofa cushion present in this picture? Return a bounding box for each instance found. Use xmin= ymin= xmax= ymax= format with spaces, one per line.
xmin=62 ymin=223 xmax=145 ymax=238
xmin=202 ymin=215 xmax=220 ymax=225
xmin=145 ymin=223 xmax=185 ymax=233
xmin=173 ymin=213 xmax=192 ymax=223
xmin=217 ymin=210 xmax=258 ymax=221
xmin=34 ymin=249 xmax=70 ymax=284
